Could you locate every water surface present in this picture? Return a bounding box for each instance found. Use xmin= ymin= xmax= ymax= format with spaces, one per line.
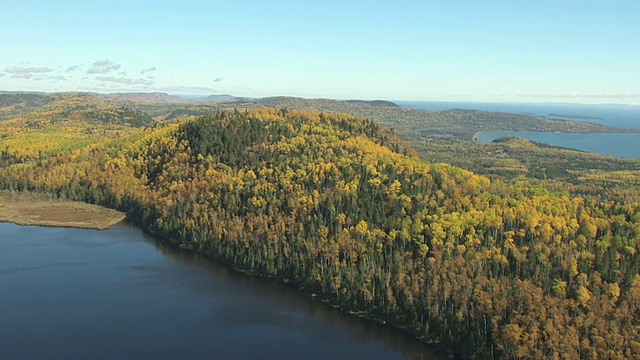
xmin=397 ymin=101 xmax=640 ymax=129
xmin=0 ymin=222 xmax=443 ymax=360
xmin=476 ymin=131 xmax=640 ymax=159
xmin=398 ymin=101 xmax=640 ymax=158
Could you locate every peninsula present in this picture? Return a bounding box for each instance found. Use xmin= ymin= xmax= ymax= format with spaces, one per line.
xmin=0 ymin=191 xmax=125 ymax=230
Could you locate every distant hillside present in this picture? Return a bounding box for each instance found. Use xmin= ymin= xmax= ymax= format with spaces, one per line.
xmin=0 ymin=93 xmax=55 ymax=120
xmin=221 ymin=96 xmax=400 ymax=112
xmin=0 ymin=92 xmax=154 ymax=129
xmin=345 ymin=99 xmax=400 ymax=107
xmin=548 ymin=113 xmax=606 ymax=120
xmin=3 ymin=91 xmax=638 ymax=194
xmin=97 ymin=92 xmax=186 ymax=104
xmin=0 ymin=92 xmax=52 ymax=108
xmin=216 ymin=96 xmax=632 ymax=140
xmin=205 ymin=94 xmax=235 ymax=101
xmin=4 ymin=93 xmax=632 ymax=140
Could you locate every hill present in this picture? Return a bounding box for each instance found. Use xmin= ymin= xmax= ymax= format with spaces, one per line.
xmin=204 ymin=94 xmax=236 ymax=101
xmin=0 ymin=107 xmax=638 ymax=358
xmin=0 ymin=92 xmax=52 ymax=108
xmin=0 ymin=92 xmax=153 ymax=130
xmin=3 ymin=91 xmax=638 ymax=195
xmin=0 ymin=92 xmax=55 ymax=120
xmin=413 ymin=136 xmax=640 ymax=199
xmin=214 ymin=96 xmax=632 ymax=140
xmin=211 ymin=96 xmax=640 ymax=198
xmin=96 ymin=92 xmax=187 ymax=104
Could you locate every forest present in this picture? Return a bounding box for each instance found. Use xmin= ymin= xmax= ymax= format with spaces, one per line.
xmin=1 ymin=93 xmax=639 ymax=359
xmin=214 ymin=96 xmax=634 ymax=140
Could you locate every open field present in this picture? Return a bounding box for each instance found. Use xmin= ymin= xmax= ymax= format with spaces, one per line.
xmin=0 ymin=191 xmax=125 ymax=230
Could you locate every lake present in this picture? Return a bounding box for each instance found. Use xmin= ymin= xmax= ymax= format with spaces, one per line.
xmin=398 ymin=101 xmax=640 ymax=159
xmin=0 ymin=222 xmax=444 ymax=360
xmin=476 ymin=131 xmax=640 ymax=159
xmin=396 ymin=101 xmax=640 ymax=129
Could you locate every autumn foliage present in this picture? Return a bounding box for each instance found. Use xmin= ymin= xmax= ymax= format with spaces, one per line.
xmin=1 ymin=106 xmax=639 ymax=359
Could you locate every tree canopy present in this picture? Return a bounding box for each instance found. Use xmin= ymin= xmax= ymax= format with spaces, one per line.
xmin=1 ymin=98 xmax=639 ymax=358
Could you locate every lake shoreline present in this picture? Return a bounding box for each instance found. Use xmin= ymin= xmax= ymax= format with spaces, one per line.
xmin=0 ymin=191 xmax=126 ymax=230
xmin=0 ymin=191 xmax=452 ymax=356
xmin=475 ymin=131 xmax=640 ymax=159
xmin=155 ymin=228 xmax=457 ymax=359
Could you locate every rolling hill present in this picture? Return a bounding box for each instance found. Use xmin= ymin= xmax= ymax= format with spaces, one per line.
xmin=0 ymin=103 xmax=638 ymax=358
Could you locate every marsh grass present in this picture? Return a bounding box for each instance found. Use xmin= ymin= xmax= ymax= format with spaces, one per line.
xmin=0 ymin=191 xmax=125 ymax=230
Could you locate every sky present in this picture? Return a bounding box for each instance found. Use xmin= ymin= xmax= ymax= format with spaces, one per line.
xmin=1 ymin=0 xmax=639 ymax=104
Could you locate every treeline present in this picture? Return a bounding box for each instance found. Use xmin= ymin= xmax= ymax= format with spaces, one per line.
xmin=81 ymin=107 xmax=153 ymax=127
xmin=0 ymin=108 xmax=639 ymax=358
xmin=0 ymin=92 xmax=52 ymax=109
xmin=216 ymin=96 xmax=632 ymax=140
xmin=413 ymin=136 xmax=640 ymax=202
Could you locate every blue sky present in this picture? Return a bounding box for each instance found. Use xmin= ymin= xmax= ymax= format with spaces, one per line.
xmin=1 ymin=0 xmax=639 ymax=104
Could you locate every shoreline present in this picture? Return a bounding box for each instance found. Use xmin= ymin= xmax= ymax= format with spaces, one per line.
xmin=161 ymin=234 xmax=456 ymax=359
xmin=0 ymin=191 xmax=126 ymax=230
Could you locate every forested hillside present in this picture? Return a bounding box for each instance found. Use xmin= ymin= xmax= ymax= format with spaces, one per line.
xmin=216 ymin=96 xmax=632 ymax=140
xmin=413 ymin=136 xmax=640 ymax=200
xmin=214 ymin=96 xmax=640 ymax=196
xmin=1 ymin=106 xmax=638 ymax=358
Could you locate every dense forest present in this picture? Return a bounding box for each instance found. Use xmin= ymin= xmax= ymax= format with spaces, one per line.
xmin=1 ymin=93 xmax=639 ymax=358
xmin=412 ymin=137 xmax=640 ymax=200
xmin=215 ymin=96 xmax=634 ymax=140
xmin=213 ymin=95 xmax=640 ymax=201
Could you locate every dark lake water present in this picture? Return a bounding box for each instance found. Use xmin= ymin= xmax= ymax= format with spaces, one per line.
xmin=0 ymin=222 xmax=444 ymax=360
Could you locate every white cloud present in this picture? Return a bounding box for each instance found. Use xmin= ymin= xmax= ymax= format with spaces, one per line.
xmin=5 ymin=66 xmax=52 ymax=73
xmin=95 ymin=76 xmax=154 ymax=86
xmin=66 ymin=65 xmax=82 ymax=72
xmin=87 ymin=60 xmax=121 ymax=74
xmin=32 ymin=75 xmax=68 ymax=82
xmin=5 ymin=65 xmax=53 ymax=79
xmin=10 ymin=73 xmax=35 ymax=79
xmin=140 ymin=67 xmax=156 ymax=75
xmin=213 ymin=77 xmax=223 ymax=82
xmin=157 ymin=85 xmax=220 ymax=94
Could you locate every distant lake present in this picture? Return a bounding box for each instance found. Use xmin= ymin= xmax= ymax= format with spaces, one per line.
xmin=396 ymin=101 xmax=640 ymax=129
xmin=476 ymin=131 xmax=640 ymax=159
xmin=398 ymin=101 xmax=640 ymax=158
xmin=0 ymin=222 xmax=443 ymax=360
